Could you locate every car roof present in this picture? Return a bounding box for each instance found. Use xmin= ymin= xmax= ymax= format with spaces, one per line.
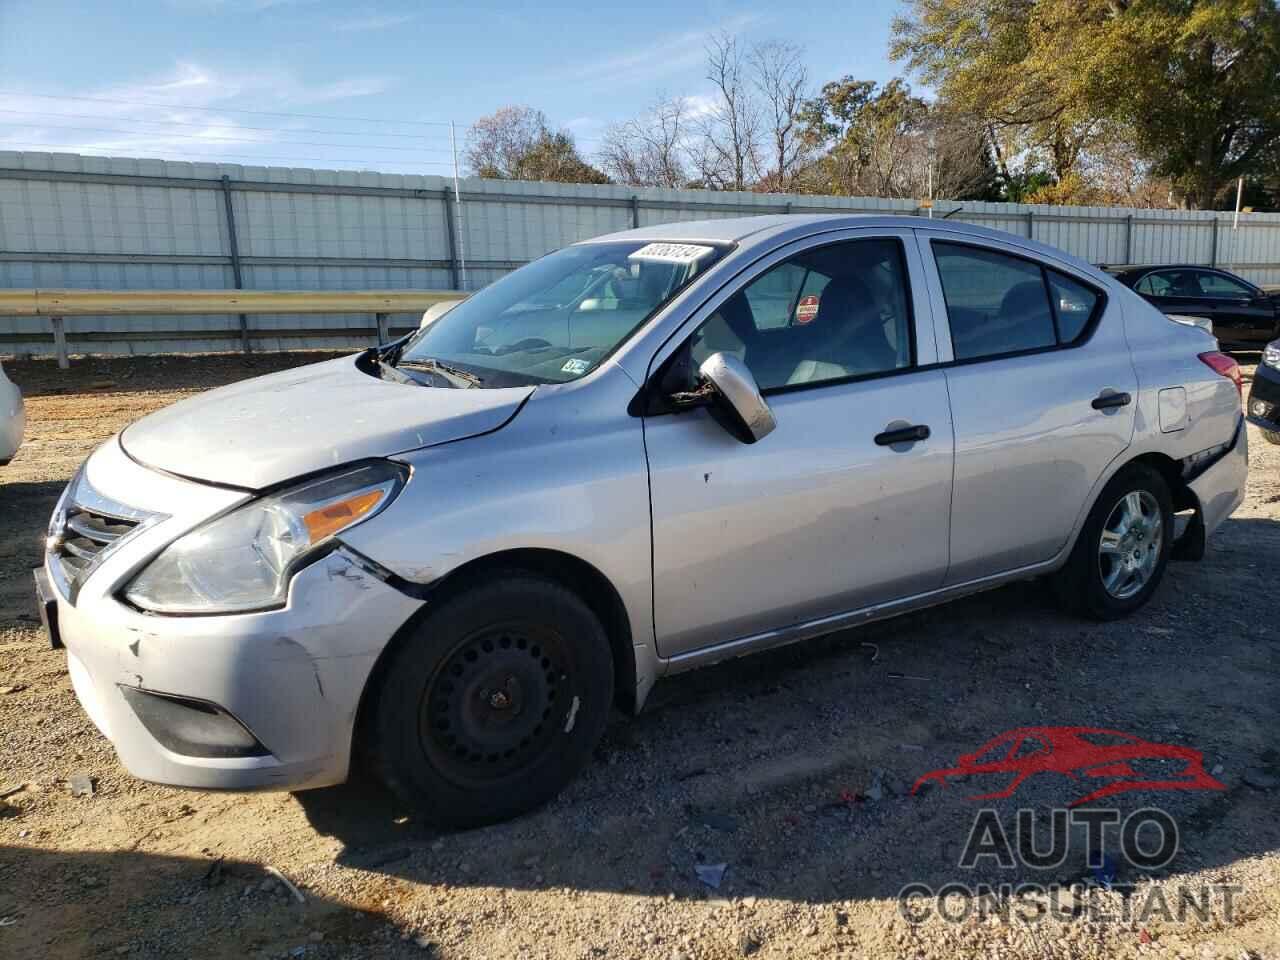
xmin=587 ymin=214 xmax=1102 ymax=274
xmin=589 ymin=212 xmax=1021 ymax=244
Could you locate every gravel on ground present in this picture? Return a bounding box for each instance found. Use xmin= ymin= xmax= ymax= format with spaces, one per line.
xmin=0 ymin=353 xmax=1277 ymax=960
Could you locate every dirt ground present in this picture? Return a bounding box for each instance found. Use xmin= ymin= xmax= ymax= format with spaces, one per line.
xmin=0 ymin=352 xmax=1277 ymax=960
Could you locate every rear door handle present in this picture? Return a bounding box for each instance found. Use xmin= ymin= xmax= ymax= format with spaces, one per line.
xmin=1091 ymin=391 xmax=1132 ymax=410
xmin=874 ymin=424 xmax=930 ymax=446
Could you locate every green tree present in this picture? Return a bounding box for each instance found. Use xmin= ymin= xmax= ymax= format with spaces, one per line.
xmin=892 ymin=0 xmax=1280 ymax=209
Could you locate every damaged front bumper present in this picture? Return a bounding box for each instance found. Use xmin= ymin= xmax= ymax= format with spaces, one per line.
xmin=55 ymin=548 xmax=422 ymax=791
xmin=45 ymin=438 xmax=423 ymax=792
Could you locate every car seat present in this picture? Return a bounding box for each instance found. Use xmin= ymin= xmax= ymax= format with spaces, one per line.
xmin=787 ymin=275 xmax=897 ymax=384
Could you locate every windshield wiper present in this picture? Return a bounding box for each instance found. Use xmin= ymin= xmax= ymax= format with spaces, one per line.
xmin=372 ymin=356 xmax=423 ymax=385
xmin=397 ymin=357 xmax=483 ymax=388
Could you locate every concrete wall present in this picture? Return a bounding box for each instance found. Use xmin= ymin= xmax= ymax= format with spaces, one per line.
xmin=3 ymin=149 xmax=1279 ymax=355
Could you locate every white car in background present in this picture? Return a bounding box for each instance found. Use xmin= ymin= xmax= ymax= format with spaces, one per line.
xmin=0 ymin=360 xmax=23 ymax=465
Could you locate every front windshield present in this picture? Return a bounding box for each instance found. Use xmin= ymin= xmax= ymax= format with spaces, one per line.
xmin=397 ymin=240 xmax=727 ymax=386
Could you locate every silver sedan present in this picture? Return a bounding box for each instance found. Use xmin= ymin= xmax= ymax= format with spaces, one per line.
xmin=38 ymin=215 xmax=1246 ymax=825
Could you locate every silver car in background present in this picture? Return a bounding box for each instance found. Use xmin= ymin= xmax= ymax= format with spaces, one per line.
xmin=0 ymin=359 xmax=23 ymax=465
xmin=36 ymin=216 xmax=1246 ymax=826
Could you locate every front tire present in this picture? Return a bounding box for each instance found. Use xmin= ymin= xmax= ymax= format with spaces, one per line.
xmin=368 ymin=571 xmax=613 ymax=827
xmin=1263 ymin=429 xmax=1280 ymax=446
xmin=1051 ymin=463 xmax=1174 ymax=621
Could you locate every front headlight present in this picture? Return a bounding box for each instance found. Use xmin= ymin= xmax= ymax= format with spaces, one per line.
xmin=1263 ymin=342 xmax=1280 ymax=369
xmin=125 ymin=461 xmax=407 ymax=614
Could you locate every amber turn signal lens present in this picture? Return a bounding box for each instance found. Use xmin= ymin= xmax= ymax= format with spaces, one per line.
xmin=302 ymin=489 xmax=385 ymax=542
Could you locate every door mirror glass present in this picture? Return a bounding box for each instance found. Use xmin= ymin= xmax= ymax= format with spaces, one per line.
xmin=698 ymin=352 xmax=776 ymax=444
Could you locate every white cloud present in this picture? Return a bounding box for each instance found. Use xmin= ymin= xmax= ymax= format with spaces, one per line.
xmin=297 ymin=76 xmax=393 ymax=104
xmin=680 ymin=93 xmax=720 ymax=120
xmin=0 ymin=62 xmax=417 ymax=172
xmin=566 ymin=13 xmax=770 ymax=86
xmin=329 ymin=12 xmax=419 ymax=32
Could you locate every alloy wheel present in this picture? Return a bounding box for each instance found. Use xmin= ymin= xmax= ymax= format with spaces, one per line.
xmin=1098 ymin=489 xmax=1163 ymax=600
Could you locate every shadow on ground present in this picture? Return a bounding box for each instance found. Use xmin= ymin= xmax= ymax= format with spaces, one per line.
xmin=0 ymin=845 xmax=396 ymax=960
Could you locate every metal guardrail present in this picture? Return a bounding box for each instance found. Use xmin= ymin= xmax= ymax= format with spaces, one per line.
xmin=0 ymin=289 xmax=468 ymax=368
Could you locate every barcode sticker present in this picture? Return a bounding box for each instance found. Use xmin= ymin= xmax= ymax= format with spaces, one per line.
xmin=628 ymin=242 xmax=715 ymax=264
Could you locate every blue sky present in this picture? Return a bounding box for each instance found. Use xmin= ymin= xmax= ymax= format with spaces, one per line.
xmin=0 ymin=0 xmax=905 ymax=176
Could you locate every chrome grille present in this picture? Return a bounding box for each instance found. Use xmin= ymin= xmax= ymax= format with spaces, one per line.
xmin=47 ymin=470 xmax=162 ymax=603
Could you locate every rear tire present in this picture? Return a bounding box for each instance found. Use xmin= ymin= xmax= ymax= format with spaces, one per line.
xmin=1263 ymin=429 xmax=1280 ymax=446
xmin=1051 ymin=463 xmax=1174 ymax=621
xmin=368 ymin=571 xmax=613 ymax=827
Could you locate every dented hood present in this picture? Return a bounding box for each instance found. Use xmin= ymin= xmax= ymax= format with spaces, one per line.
xmin=121 ymin=355 xmax=534 ymax=489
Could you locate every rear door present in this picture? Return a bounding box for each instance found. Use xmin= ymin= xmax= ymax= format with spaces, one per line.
xmin=644 ymin=230 xmax=954 ymax=658
xmin=919 ymin=235 xmax=1137 ymax=584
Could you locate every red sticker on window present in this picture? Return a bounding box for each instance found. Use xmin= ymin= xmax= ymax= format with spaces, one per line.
xmin=794 ymin=294 xmax=820 ymax=325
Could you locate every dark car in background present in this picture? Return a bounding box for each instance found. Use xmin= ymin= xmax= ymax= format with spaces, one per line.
xmin=1107 ymin=265 xmax=1280 ymax=348
xmin=1246 ymin=340 xmax=1280 ymax=446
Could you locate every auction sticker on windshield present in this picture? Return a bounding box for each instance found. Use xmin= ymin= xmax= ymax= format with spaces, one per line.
xmin=628 ymin=242 xmax=716 ymax=264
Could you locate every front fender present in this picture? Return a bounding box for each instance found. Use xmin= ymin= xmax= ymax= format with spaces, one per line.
xmin=339 ymin=369 xmax=660 ymax=709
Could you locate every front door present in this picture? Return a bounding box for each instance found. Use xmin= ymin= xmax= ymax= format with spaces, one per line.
xmin=644 ymin=234 xmax=954 ymax=659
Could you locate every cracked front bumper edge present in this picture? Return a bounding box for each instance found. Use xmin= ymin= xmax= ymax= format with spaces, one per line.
xmin=55 ymin=549 xmax=423 ymax=792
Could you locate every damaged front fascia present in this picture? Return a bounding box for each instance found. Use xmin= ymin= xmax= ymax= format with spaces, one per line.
xmin=333 ymin=544 xmax=436 ymax=601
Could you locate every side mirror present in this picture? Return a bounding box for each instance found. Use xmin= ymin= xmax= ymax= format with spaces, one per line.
xmin=698 ymin=352 xmax=776 ymax=444
xmin=420 ymin=300 xmax=462 ymax=329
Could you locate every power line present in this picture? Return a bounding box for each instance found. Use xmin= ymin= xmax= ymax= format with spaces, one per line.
xmin=0 ymin=120 xmax=454 ymax=154
xmin=0 ymin=107 xmax=444 ymax=140
xmin=0 ymin=89 xmax=453 ymax=127
xmin=0 ymin=140 xmax=455 ymax=169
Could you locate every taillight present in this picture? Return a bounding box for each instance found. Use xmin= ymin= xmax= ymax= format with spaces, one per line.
xmin=1199 ymin=351 xmax=1242 ymax=399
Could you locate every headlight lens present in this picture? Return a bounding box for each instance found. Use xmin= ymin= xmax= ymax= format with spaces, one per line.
xmin=125 ymin=462 xmax=406 ymax=614
xmin=1263 ymin=342 xmax=1280 ymax=369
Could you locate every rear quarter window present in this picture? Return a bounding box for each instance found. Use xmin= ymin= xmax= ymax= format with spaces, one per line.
xmin=1047 ymin=271 xmax=1098 ymax=342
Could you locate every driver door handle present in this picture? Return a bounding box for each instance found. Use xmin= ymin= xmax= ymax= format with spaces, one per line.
xmin=874 ymin=424 xmax=930 ymax=446
xmin=1091 ymin=391 xmax=1132 ymax=410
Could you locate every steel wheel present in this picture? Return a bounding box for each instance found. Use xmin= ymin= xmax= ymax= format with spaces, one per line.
xmin=420 ymin=623 xmax=569 ymax=788
xmin=1098 ymin=490 xmax=1163 ymax=600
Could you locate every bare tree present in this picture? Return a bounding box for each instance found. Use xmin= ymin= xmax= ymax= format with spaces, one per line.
xmin=465 ymin=106 xmax=548 ymax=179
xmin=598 ymin=95 xmax=689 ymax=188
xmin=749 ymin=40 xmax=809 ymax=192
xmin=466 ymin=106 xmax=607 ymax=183
xmin=1081 ymin=134 xmax=1176 ymax=208
xmin=692 ymin=32 xmax=761 ymax=191
xmin=899 ymin=105 xmax=1000 ymax=201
